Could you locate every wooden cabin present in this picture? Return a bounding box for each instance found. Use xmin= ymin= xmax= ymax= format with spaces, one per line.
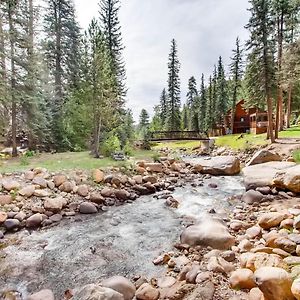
xmin=224 ymin=100 xmax=268 ymax=135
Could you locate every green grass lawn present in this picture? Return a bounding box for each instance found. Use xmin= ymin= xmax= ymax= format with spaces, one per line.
xmin=0 ymin=149 xmax=156 ymax=174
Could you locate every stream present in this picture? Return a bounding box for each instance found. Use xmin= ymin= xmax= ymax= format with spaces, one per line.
xmin=0 ymin=175 xmax=244 ymax=297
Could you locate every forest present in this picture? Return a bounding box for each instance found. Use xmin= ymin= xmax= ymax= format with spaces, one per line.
xmin=0 ymin=0 xmax=300 ymax=157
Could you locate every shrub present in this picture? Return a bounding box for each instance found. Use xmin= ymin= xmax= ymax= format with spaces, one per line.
xmin=101 ymin=134 xmax=121 ymax=157
xmin=293 ymin=150 xmax=300 ymax=163
xmin=123 ymin=142 xmax=134 ymax=156
xmin=20 ymin=156 xmax=29 ymax=166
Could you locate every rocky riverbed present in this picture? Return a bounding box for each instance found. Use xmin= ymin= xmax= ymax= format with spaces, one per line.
xmin=1 ymin=148 xmax=300 ymax=300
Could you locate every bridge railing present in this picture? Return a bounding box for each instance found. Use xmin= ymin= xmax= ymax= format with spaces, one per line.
xmin=149 ymin=131 xmax=209 ymax=141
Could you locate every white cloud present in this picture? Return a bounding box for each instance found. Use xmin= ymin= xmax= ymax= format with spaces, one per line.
xmin=74 ymin=0 xmax=250 ymax=120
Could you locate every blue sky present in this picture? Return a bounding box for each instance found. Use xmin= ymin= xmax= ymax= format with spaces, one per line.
xmin=74 ymin=0 xmax=250 ymax=121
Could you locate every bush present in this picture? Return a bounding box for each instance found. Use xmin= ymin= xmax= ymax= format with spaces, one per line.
xmin=123 ymin=142 xmax=134 ymax=156
xmin=293 ymin=150 xmax=300 ymax=163
xmin=101 ymin=134 xmax=121 ymax=157
xmin=151 ymin=152 xmax=161 ymax=162
xmin=20 ymin=156 xmax=29 ymax=166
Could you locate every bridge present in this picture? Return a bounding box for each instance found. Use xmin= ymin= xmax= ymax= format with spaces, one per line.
xmin=149 ymin=131 xmax=209 ymax=141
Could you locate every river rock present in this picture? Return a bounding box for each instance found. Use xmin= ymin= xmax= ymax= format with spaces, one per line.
xmin=142 ymin=176 xmax=157 ymax=184
xmin=187 ymin=156 xmax=240 ymax=175
xmin=19 ymin=185 xmax=35 ymax=197
xmin=0 ymin=195 xmax=13 ymax=205
xmin=101 ymin=187 xmax=115 ymax=198
xmin=2 ymin=180 xmax=20 ymax=191
xmin=102 ymin=276 xmax=136 ymax=300
xmin=90 ymin=192 xmax=105 ymax=204
xmin=73 ymin=284 xmax=124 ymax=300
xmin=273 ymin=237 xmax=296 ymax=253
xmin=59 ymin=181 xmax=74 ymax=193
xmin=115 ymin=190 xmax=130 ymax=201
xmin=247 ymin=150 xmax=282 ymax=166
xmin=135 ymin=283 xmax=159 ymax=300
xmin=229 ymin=268 xmax=256 ymax=290
xmin=180 ymin=218 xmax=235 ymax=249
xmin=53 ymin=174 xmax=67 ymax=187
xmin=242 ymin=161 xmax=296 ymax=190
xmin=44 ymin=197 xmax=64 ymax=212
xmin=77 ymin=185 xmax=89 ymax=197
xmin=0 ymin=211 xmax=7 ymax=223
xmin=242 ymin=190 xmax=264 ymax=205
xmin=292 ymin=278 xmax=300 ymax=300
xmin=273 ymin=165 xmax=300 ymax=193
xmin=49 ymin=213 xmax=62 ymax=222
xmin=4 ymin=218 xmax=20 ymax=230
xmin=93 ymin=169 xmax=104 ymax=183
xmin=14 ymin=211 xmax=26 ymax=221
xmin=144 ymin=163 xmax=164 ymax=173
xmin=254 ymin=267 xmax=294 ymax=300
xmin=132 ymin=175 xmax=143 ymax=184
xmin=34 ymin=189 xmax=51 ymax=197
xmin=32 ymin=177 xmax=48 ymax=188
xmin=258 ymin=212 xmax=287 ymax=229
xmin=24 ymin=171 xmax=35 ymax=180
xmin=79 ymin=202 xmax=97 ymax=214
xmin=26 ymin=213 xmax=44 ymax=228
xmin=27 ymin=289 xmax=55 ymax=300
xmin=207 ymin=256 xmax=235 ymax=274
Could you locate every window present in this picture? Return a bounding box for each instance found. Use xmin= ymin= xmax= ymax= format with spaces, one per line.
xmin=241 ymin=117 xmax=245 ymax=122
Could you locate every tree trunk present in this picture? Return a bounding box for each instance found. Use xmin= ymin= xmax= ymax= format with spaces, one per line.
xmin=286 ymin=83 xmax=292 ymax=128
xmin=8 ymin=2 xmax=17 ymax=157
xmin=267 ymin=96 xmax=275 ymax=143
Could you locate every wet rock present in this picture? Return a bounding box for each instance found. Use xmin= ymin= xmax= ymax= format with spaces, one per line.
xmin=77 ymin=185 xmax=89 ymax=197
xmin=53 ymin=174 xmax=67 ymax=187
xmin=2 ymin=180 xmax=20 ymax=191
xmin=32 ymin=177 xmax=48 ymax=188
xmin=254 ymin=267 xmax=294 ymax=300
xmin=19 ymin=185 xmax=35 ymax=197
xmin=93 ymin=169 xmax=104 ymax=183
xmin=135 ymin=283 xmax=159 ymax=300
xmin=242 ymin=190 xmax=264 ymax=205
xmin=258 ymin=212 xmax=287 ymax=229
xmin=0 ymin=231 xmax=3 ymax=239
xmin=180 ymin=218 xmax=235 ymax=250
xmin=291 ymin=278 xmax=300 ymax=300
xmin=229 ymin=269 xmax=256 ymax=290
xmin=73 ymin=284 xmax=124 ymax=300
xmin=0 ymin=211 xmax=7 ymax=223
xmin=247 ymin=150 xmax=282 ymax=166
xmin=79 ymin=202 xmax=97 ymax=214
xmin=44 ymin=197 xmax=64 ymax=212
xmin=27 ymin=289 xmax=54 ymax=300
xmin=102 ymin=276 xmax=136 ymax=300
xmin=26 ymin=213 xmax=44 ymax=228
xmin=49 ymin=214 xmax=62 ymax=222
xmin=90 ymin=192 xmax=105 ymax=204
xmin=4 ymin=218 xmax=20 ymax=230
xmin=208 ymin=183 xmax=218 ymax=189
xmin=115 ymin=190 xmax=130 ymax=201
xmin=0 ymin=195 xmax=13 ymax=205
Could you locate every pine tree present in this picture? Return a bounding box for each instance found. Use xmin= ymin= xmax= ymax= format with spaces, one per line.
xmin=229 ymin=37 xmax=244 ymax=133
xmin=187 ymin=76 xmax=199 ymax=131
xmin=211 ymin=65 xmax=218 ymax=128
xmin=216 ymin=56 xmax=228 ymax=125
xmin=165 ymin=39 xmax=181 ymax=131
xmin=181 ymin=104 xmax=189 ymax=130
xmin=99 ymin=0 xmax=126 ymax=100
xmin=186 ymin=76 xmax=198 ymax=108
xmin=205 ymin=76 xmax=213 ymax=131
xmin=246 ymin=0 xmax=276 ymax=142
xmin=44 ymin=0 xmax=81 ymax=148
xmin=159 ymin=88 xmax=167 ymax=127
xmin=139 ymin=109 xmax=150 ymax=129
xmin=199 ymin=73 xmax=206 ymax=131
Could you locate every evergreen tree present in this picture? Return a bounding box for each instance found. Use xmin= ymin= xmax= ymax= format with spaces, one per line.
xmin=159 ymin=88 xmax=167 ymax=127
xmin=246 ymin=0 xmax=276 ymax=142
xmin=186 ymin=76 xmax=198 ymax=108
xmin=151 ymin=105 xmax=162 ymax=131
xmin=216 ymin=56 xmax=228 ymax=125
xmin=211 ymin=65 xmax=218 ymax=128
xmin=205 ymin=76 xmax=213 ymax=131
xmin=199 ymin=73 xmax=206 ymax=131
xmin=229 ymin=37 xmax=244 ymax=133
xmin=165 ymin=39 xmax=181 ymax=131
xmin=43 ymin=0 xmax=81 ymax=149
xmin=187 ymin=76 xmax=200 ymax=131
xmin=139 ymin=109 xmax=150 ymax=129
xmin=181 ymin=104 xmax=189 ymax=130
xmin=99 ymin=0 xmax=126 ymax=101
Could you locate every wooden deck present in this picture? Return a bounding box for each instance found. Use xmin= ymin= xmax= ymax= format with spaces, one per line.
xmin=149 ymin=131 xmax=209 ymax=141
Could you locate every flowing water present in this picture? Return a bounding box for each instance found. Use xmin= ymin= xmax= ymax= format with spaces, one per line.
xmin=0 ymin=175 xmax=244 ymax=297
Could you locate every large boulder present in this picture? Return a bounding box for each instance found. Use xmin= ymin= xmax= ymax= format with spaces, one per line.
xmin=102 ymin=276 xmax=136 ymax=300
xmin=242 ymin=161 xmax=296 ymax=190
xmin=273 ymin=165 xmax=300 ymax=193
xmin=254 ymin=267 xmax=294 ymax=300
xmin=180 ymin=218 xmax=235 ymax=250
xmin=186 ymin=156 xmax=240 ymax=175
xmin=73 ymin=284 xmax=124 ymax=300
xmin=247 ymin=149 xmax=282 ymax=166
xmin=27 ymin=289 xmax=55 ymax=300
